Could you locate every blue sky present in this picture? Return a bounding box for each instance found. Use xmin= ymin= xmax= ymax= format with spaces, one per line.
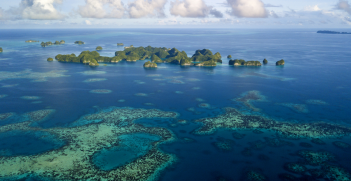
xmin=0 ymin=0 xmax=351 ymax=28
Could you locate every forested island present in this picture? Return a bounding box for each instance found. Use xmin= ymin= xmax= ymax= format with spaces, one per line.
xmin=41 ymin=40 xmax=65 ymax=47
xmin=25 ymin=40 xmax=39 ymax=43
xmin=54 ymin=46 xmax=222 ymax=67
xmin=75 ymin=41 xmax=85 ymax=45
xmin=317 ymin=30 xmax=351 ymax=34
xmin=0 ymin=47 xmax=2 ymax=53
xmin=229 ymin=59 xmax=262 ymax=66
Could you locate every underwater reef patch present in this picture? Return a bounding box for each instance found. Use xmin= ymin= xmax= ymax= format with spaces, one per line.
xmin=233 ymin=90 xmax=267 ymax=112
xmin=21 ymin=96 xmax=41 ymax=100
xmin=212 ymin=138 xmax=235 ymax=151
xmin=83 ymin=78 xmax=107 ymax=82
xmin=0 ymin=69 xmax=69 ymax=82
xmin=277 ymin=103 xmax=308 ymax=113
xmin=193 ymin=107 xmax=351 ymax=138
xmin=79 ymin=71 xmax=106 ymax=75
xmin=0 ymin=113 xmax=14 ymax=121
xmin=0 ymin=95 xmax=7 ymax=99
xmin=135 ymin=93 xmax=148 ymax=97
xmin=90 ymin=89 xmax=112 ymax=94
xmin=332 ymin=141 xmax=351 ymax=149
xmin=306 ymin=99 xmax=328 ymax=105
xmin=0 ymin=107 xmax=178 ymax=180
xmin=2 ymin=84 xmax=18 ymax=88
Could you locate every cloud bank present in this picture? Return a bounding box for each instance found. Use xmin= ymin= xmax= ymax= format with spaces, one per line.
xmin=170 ymin=0 xmax=223 ymax=18
xmin=78 ymin=0 xmax=125 ymax=19
xmin=337 ymin=0 xmax=351 ymax=14
xmin=227 ymin=0 xmax=268 ymax=18
xmin=128 ymin=0 xmax=167 ymax=18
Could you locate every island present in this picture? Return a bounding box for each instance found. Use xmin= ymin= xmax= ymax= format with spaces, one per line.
xmin=227 ymin=55 xmax=232 ymax=59
xmin=89 ymin=59 xmax=99 ymax=66
xmin=276 ymin=59 xmax=285 ymax=66
xmin=74 ymin=41 xmax=85 ymax=45
xmin=53 ymin=46 xmax=224 ymax=67
xmin=25 ymin=40 xmax=39 ymax=43
xmin=47 ymin=58 xmax=54 ymax=61
xmin=229 ymin=59 xmax=262 ymax=66
xmin=41 ymin=41 xmax=53 ymax=47
xmin=263 ymin=58 xmax=268 ymax=64
xmin=0 ymin=47 xmax=2 ymax=53
xmin=117 ymin=43 xmax=124 ymax=46
xmin=60 ymin=40 xmax=65 ymax=44
xmin=143 ymin=61 xmax=157 ymax=68
xmin=41 ymin=40 xmax=65 ymax=47
xmin=96 ymin=46 xmax=103 ymax=51
xmin=317 ymin=30 xmax=351 ymax=34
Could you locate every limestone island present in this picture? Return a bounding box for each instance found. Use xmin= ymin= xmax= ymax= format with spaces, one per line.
xmin=47 ymin=58 xmax=54 ymax=62
xmin=0 ymin=107 xmax=178 ymax=180
xmin=227 ymin=55 xmax=232 ymax=59
xmin=117 ymin=43 xmax=124 ymax=46
xmin=317 ymin=30 xmax=351 ymax=34
xmin=276 ymin=59 xmax=285 ymax=66
xmin=41 ymin=40 xmax=65 ymax=47
xmin=96 ymin=46 xmax=103 ymax=51
xmin=263 ymin=58 xmax=268 ymax=64
xmin=53 ymin=46 xmax=222 ymax=67
xmin=144 ymin=61 xmax=157 ymax=68
xmin=74 ymin=41 xmax=85 ymax=45
xmin=0 ymin=47 xmax=2 ymax=53
xmin=25 ymin=40 xmax=39 ymax=43
xmin=229 ymin=59 xmax=262 ymax=66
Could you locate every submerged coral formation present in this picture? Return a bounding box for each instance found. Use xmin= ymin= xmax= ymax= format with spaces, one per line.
xmin=0 ymin=95 xmax=7 ymax=99
xmin=213 ymin=138 xmax=235 ymax=151
xmin=333 ymin=141 xmax=351 ymax=149
xmin=0 ymin=113 xmax=14 ymax=121
xmin=90 ymin=89 xmax=112 ymax=94
xmin=306 ymin=99 xmax=328 ymax=105
xmin=284 ymin=162 xmax=307 ymax=174
xmin=277 ymin=103 xmax=309 ymax=113
xmin=21 ymin=96 xmax=41 ymax=100
xmin=83 ymin=78 xmax=107 ymax=82
xmin=0 ymin=69 xmax=69 ymax=82
xmin=233 ymin=90 xmax=267 ymax=112
xmin=194 ymin=107 xmax=351 ymax=138
xmin=0 ymin=107 xmax=178 ymax=180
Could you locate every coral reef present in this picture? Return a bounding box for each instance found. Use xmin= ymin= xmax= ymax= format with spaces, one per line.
xmin=311 ymin=138 xmax=326 ymax=145
xmin=297 ymin=150 xmax=335 ymax=165
xmin=21 ymin=96 xmax=41 ymax=100
xmin=0 ymin=107 xmax=178 ymax=181
xmin=299 ymin=142 xmax=313 ymax=148
xmin=198 ymin=103 xmax=214 ymax=109
xmin=284 ymin=162 xmax=307 ymax=174
xmin=232 ymin=131 xmax=245 ymax=139
xmin=0 ymin=69 xmax=69 ymax=82
xmin=0 ymin=95 xmax=7 ymax=99
xmin=90 ymin=89 xmax=112 ymax=94
xmin=135 ymin=93 xmax=148 ymax=97
xmin=306 ymin=99 xmax=328 ymax=105
xmin=333 ymin=141 xmax=350 ymax=149
xmin=79 ymin=71 xmax=106 ymax=75
xmin=277 ymin=103 xmax=308 ymax=113
xmin=83 ymin=78 xmax=107 ymax=82
xmin=246 ymin=170 xmax=267 ymax=181
xmin=0 ymin=113 xmax=14 ymax=121
xmin=213 ymin=138 xmax=234 ymax=151
xmin=252 ymin=129 xmax=263 ymax=134
xmin=233 ymin=90 xmax=267 ymax=112
xmin=2 ymin=84 xmax=18 ymax=88
xmin=194 ymin=107 xmax=351 ymax=138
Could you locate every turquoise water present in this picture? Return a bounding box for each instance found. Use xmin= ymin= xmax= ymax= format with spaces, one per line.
xmin=0 ymin=29 xmax=351 ymax=180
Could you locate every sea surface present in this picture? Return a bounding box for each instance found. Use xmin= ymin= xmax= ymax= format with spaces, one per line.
xmin=0 ymin=28 xmax=351 ymax=180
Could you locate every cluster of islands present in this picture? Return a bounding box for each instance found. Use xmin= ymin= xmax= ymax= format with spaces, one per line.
xmin=50 ymin=45 xmax=285 ymax=68
xmin=23 ymin=40 xmax=86 ymax=47
xmin=317 ymin=30 xmax=351 ymax=34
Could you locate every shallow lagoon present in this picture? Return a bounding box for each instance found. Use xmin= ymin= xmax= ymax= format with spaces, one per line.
xmin=0 ymin=29 xmax=351 ymax=180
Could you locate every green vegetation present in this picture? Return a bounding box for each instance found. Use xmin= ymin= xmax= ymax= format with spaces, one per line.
xmin=54 ymin=41 xmax=60 ymax=45
xmin=191 ymin=49 xmax=222 ymax=63
xmin=25 ymin=40 xmax=39 ymax=43
xmin=229 ymin=59 xmax=245 ymax=65
xmin=47 ymin=58 xmax=54 ymax=62
xmin=151 ymin=54 xmax=163 ymax=63
xmin=196 ymin=60 xmax=217 ymax=67
xmin=0 ymin=47 xmax=2 ymax=53
xmin=180 ymin=58 xmax=193 ymax=66
xmin=117 ymin=43 xmax=124 ymax=46
xmin=96 ymin=46 xmax=103 ymax=51
xmin=74 ymin=41 xmax=85 ymax=45
xmin=227 ymin=55 xmax=232 ymax=59
xmin=229 ymin=59 xmax=261 ymax=66
xmin=89 ymin=59 xmax=99 ymax=66
xmin=60 ymin=40 xmax=65 ymax=44
xmin=276 ymin=59 xmax=285 ymax=66
xmin=41 ymin=42 xmax=53 ymax=47
xmin=144 ymin=61 xmax=157 ymax=68
xmin=263 ymin=59 xmax=268 ymax=64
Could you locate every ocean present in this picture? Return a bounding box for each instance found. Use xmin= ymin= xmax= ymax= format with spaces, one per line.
xmin=0 ymin=28 xmax=350 ymax=180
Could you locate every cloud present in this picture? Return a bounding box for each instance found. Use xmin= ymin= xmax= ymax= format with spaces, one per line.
xmin=170 ymin=0 xmax=222 ymax=18
xmin=337 ymin=0 xmax=351 ymax=14
xmin=227 ymin=0 xmax=268 ymax=18
xmin=4 ymin=0 xmax=65 ymax=20
xmin=85 ymin=20 xmax=92 ymax=25
xmin=264 ymin=4 xmax=282 ymax=8
xmin=78 ymin=0 xmax=125 ymax=19
xmin=304 ymin=5 xmax=321 ymax=12
xmin=269 ymin=10 xmax=279 ymax=18
xmin=128 ymin=0 xmax=167 ymax=18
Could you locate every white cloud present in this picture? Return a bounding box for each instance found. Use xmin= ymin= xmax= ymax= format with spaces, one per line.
xmin=4 ymin=0 xmax=65 ymax=20
xmin=128 ymin=0 xmax=167 ymax=18
xmin=337 ymin=0 xmax=351 ymax=14
xmin=226 ymin=0 xmax=268 ymax=18
xmin=170 ymin=0 xmax=222 ymax=18
xmin=304 ymin=5 xmax=321 ymax=12
xmin=78 ymin=0 xmax=125 ymax=19
xmin=85 ymin=20 xmax=92 ymax=25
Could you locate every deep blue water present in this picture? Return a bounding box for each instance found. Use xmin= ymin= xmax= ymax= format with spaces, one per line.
xmin=0 ymin=29 xmax=351 ymax=180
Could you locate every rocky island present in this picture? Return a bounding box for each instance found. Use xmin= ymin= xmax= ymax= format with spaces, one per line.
xmin=74 ymin=41 xmax=85 ymax=45
xmin=47 ymin=58 xmax=54 ymax=61
xmin=276 ymin=59 xmax=285 ymax=66
xmin=229 ymin=59 xmax=262 ymax=66
xmin=96 ymin=46 xmax=103 ymax=51
xmin=25 ymin=40 xmax=39 ymax=43
xmin=0 ymin=47 xmax=2 ymax=53
xmin=317 ymin=30 xmax=351 ymax=34
xmin=263 ymin=58 xmax=268 ymax=64
xmin=41 ymin=40 xmax=65 ymax=47
xmin=143 ymin=61 xmax=157 ymax=68
xmin=117 ymin=43 xmax=124 ymax=46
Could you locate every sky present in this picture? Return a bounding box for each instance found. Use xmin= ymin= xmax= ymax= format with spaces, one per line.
xmin=0 ymin=0 xmax=351 ymax=29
